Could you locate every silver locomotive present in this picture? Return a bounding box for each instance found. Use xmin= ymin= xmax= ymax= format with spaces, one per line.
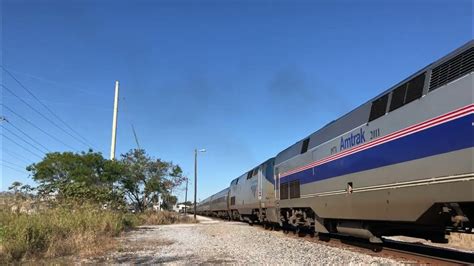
xmin=196 ymin=41 xmax=474 ymax=243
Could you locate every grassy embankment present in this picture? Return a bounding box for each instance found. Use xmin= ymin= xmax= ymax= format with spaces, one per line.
xmin=0 ymin=206 xmax=193 ymax=263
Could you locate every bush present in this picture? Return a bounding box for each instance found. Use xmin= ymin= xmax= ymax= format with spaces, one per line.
xmin=137 ymin=210 xmax=195 ymax=225
xmin=0 ymin=207 xmax=193 ymax=263
xmin=0 ymin=205 xmax=137 ymax=263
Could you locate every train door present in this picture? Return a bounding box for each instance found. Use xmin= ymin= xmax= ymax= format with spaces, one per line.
xmin=257 ymin=165 xmax=263 ymax=201
xmin=226 ymin=189 xmax=231 ymax=218
xmin=274 ymin=167 xmax=280 ymax=202
xmin=273 ymin=167 xmax=281 ymax=223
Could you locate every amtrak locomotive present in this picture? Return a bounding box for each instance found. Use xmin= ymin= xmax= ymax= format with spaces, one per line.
xmin=194 ymin=41 xmax=474 ymax=244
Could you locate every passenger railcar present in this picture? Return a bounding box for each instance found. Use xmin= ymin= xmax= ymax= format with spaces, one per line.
xmin=209 ymin=188 xmax=230 ymax=218
xmin=195 ymin=196 xmax=211 ymax=216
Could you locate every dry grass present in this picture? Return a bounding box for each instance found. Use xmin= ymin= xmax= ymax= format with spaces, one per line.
xmin=0 ymin=208 xmax=196 ymax=263
xmin=0 ymin=205 xmax=137 ymax=263
xmin=137 ymin=211 xmax=195 ymax=225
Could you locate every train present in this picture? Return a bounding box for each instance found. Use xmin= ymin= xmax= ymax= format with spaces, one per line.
xmin=192 ymin=40 xmax=474 ymax=244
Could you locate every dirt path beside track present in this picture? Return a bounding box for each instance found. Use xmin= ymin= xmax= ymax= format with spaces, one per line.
xmin=82 ymin=215 xmax=400 ymax=264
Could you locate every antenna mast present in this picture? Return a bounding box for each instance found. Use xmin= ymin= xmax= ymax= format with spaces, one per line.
xmin=131 ymin=124 xmax=141 ymax=150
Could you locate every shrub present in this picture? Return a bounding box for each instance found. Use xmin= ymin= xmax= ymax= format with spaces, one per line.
xmin=0 ymin=205 xmax=136 ymax=262
xmin=137 ymin=210 xmax=195 ymax=225
xmin=0 ymin=207 xmax=192 ymax=263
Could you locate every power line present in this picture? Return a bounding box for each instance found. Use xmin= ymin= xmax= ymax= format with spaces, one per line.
xmin=3 ymin=148 xmax=33 ymax=164
xmin=1 ymin=159 xmax=27 ymax=169
xmin=2 ymin=67 xmax=98 ymax=149
xmin=2 ymin=133 xmax=45 ymax=159
xmin=2 ymin=91 xmax=112 ymax=111
xmin=1 ymin=83 xmax=91 ymax=150
xmin=3 ymin=119 xmax=51 ymax=152
xmin=1 ymin=125 xmax=48 ymax=154
xmin=1 ymin=103 xmax=78 ymax=151
xmin=0 ymin=163 xmax=30 ymax=175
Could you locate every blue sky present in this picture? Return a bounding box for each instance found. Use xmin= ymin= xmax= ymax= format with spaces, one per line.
xmin=1 ymin=0 xmax=472 ymax=201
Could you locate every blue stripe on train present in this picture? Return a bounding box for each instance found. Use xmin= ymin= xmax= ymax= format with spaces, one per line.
xmin=281 ymin=114 xmax=474 ymax=185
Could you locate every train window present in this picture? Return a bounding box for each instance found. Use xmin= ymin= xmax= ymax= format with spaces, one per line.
xmin=290 ymin=180 xmax=300 ymax=199
xmin=368 ymin=94 xmax=389 ymax=122
xmin=389 ymin=73 xmax=425 ymax=112
xmin=280 ymin=182 xmax=289 ymax=200
xmin=230 ymin=196 xmax=235 ymax=205
xmin=274 ymin=167 xmax=279 ymax=185
xmin=405 ymin=74 xmax=425 ymax=104
xmin=253 ymin=168 xmax=258 ymax=176
xmin=247 ymin=171 xmax=252 ymax=179
xmin=389 ymin=84 xmax=406 ymax=112
xmin=301 ymin=138 xmax=310 ymax=154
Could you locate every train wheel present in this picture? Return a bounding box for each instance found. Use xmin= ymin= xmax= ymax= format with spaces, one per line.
xmin=298 ymin=229 xmax=306 ymax=237
xmin=318 ymin=234 xmax=330 ymax=242
xmin=372 ymin=245 xmax=383 ymax=252
xmin=293 ymin=227 xmax=299 ymax=235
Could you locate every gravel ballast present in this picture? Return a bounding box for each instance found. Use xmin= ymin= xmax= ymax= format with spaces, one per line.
xmin=88 ymin=216 xmax=399 ymax=264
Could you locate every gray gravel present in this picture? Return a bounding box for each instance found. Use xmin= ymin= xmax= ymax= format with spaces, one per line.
xmin=89 ymin=216 xmax=399 ymax=264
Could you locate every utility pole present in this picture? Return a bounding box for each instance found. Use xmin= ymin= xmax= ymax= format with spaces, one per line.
xmin=194 ymin=149 xmax=197 ymax=220
xmin=110 ymin=81 xmax=119 ymax=160
xmin=194 ymin=148 xmax=206 ymax=220
xmin=184 ymin=177 xmax=189 ymax=215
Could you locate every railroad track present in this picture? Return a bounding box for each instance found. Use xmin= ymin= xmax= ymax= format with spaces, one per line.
xmin=279 ymin=229 xmax=474 ymax=264
xmin=382 ymin=239 xmax=474 ymax=264
xmin=202 ymin=216 xmax=474 ymax=264
xmin=287 ymin=230 xmax=474 ymax=264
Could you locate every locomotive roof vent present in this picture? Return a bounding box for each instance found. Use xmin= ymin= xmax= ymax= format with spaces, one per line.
xmin=429 ymin=47 xmax=473 ymax=91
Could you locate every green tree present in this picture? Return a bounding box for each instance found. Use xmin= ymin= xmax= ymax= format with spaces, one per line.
xmin=17 ymin=184 xmax=35 ymax=200
xmin=19 ymin=184 xmax=34 ymax=195
xmin=8 ymin=181 xmax=23 ymax=194
xmin=119 ymin=149 xmax=185 ymax=212
xmin=27 ymin=150 xmax=124 ymax=207
xmin=161 ymin=194 xmax=178 ymax=210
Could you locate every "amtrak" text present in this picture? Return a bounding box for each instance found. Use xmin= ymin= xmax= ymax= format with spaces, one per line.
xmin=340 ymin=128 xmax=366 ymax=151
